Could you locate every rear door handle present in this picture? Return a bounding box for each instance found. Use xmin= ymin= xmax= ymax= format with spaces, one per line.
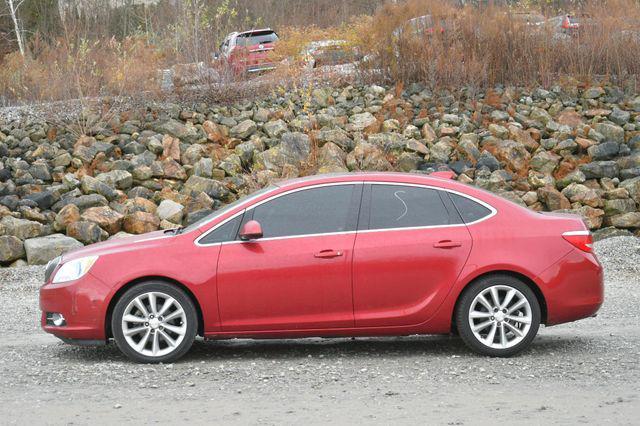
xmin=433 ymin=240 xmax=462 ymax=249
xmin=314 ymin=249 xmax=344 ymax=259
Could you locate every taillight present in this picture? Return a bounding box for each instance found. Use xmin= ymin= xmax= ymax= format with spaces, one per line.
xmin=562 ymin=231 xmax=593 ymax=253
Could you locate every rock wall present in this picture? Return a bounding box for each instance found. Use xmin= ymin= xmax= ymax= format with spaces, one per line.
xmin=1 ymin=82 xmax=639 ymax=266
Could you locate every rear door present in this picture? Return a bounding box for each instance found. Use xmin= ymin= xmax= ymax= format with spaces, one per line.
xmin=353 ymin=183 xmax=472 ymax=327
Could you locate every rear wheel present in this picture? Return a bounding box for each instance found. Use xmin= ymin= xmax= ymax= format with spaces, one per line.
xmin=456 ymin=275 xmax=541 ymax=357
xmin=112 ymin=282 xmax=197 ymax=363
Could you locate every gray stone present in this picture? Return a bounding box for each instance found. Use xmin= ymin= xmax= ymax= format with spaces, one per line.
xmin=315 ymin=129 xmax=354 ymax=151
xmin=593 ymin=226 xmax=634 ymax=241
xmin=230 ymin=120 xmax=257 ymax=139
xmin=609 ymin=108 xmax=631 ymax=125
xmin=182 ymin=175 xmax=229 ymax=200
xmin=152 ymin=119 xmax=200 ymax=143
xmin=620 ymin=176 xmax=640 ymax=203
xmin=580 ymin=161 xmax=619 ymax=179
xmin=594 ymin=123 xmax=625 ymax=143
xmin=349 ymin=112 xmax=377 ymax=131
xmin=157 ymin=199 xmax=185 ymax=223
xmin=604 ymin=198 xmax=637 ymax=216
xmin=583 ymin=87 xmax=605 ymax=99
xmin=66 ymin=220 xmax=107 ymax=244
xmin=255 ymin=132 xmax=311 ymax=173
xmin=0 ymin=216 xmax=45 ymax=240
xmin=588 ymin=141 xmax=620 ymax=161
xmin=24 ymin=234 xmax=83 ymax=265
xmin=81 ymin=175 xmax=119 ymax=201
xmin=608 ymin=212 xmax=640 ymax=228
xmin=96 ymin=170 xmax=133 ymax=190
xmin=317 ymin=143 xmax=348 ymax=174
xmin=0 ymin=235 xmax=25 ymax=263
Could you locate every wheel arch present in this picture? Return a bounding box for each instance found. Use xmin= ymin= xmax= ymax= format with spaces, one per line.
xmin=105 ymin=276 xmax=205 ymax=339
xmin=451 ymin=270 xmax=548 ymax=333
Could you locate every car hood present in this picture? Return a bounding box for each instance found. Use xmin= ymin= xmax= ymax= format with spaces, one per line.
xmin=61 ymin=230 xmax=182 ymax=262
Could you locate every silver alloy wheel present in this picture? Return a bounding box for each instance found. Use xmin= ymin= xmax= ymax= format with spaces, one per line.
xmin=467 ymin=285 xmax=533 ymax=349
xmin=121 ymin=291 xmax=187 ymax=357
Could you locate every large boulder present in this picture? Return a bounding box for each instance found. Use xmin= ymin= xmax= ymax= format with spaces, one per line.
xmin=81 ymin=175 xmax=119 ymax=200
xmin=588 ymin=141 xmax=620 ymax=161
xmin=230 ymin=120 xmax=257 ymax=139
xmin=608 ymin=212 xmax=640 ymax=228
xmin=594 ymin=122 xmax=625 ymax=143
xmin=0 ymin=235 xmax=25 ymax=263
xmin=561 ymin=183 xmax=602 ymax=208
xmin=182 ymin=175 xmax=229 ymax=200
xmin=96 ymin=170 xmax=133 ymax=190
xmin=263 ymin=119 xmax=288 ymax=138
xmin=156 ymin=199 xmax=185 ymax=223
xmin=580 ymin=161 xmax=619 ymax=179
xmin=81 ymin=206 xmax=124 ymax=235
xmin=604 ymin=198 xmax=637 ymax=216
xmin=54 ymin=204 xmax=81 ymax=232
xmin=346 ymin=143 xmax=392 ymax=171
xmin=486 ymin=139 xmax=531 ymax=172
xmin=620 ymin=177 xmax=640 ymax=203
xmin=152 ymin=119 xmax=200 ymax=143
xmin=123 ymin=212 xmax=160 ymax=234
xmin=254 ymin=132 xmax=311 ymax=173
xmin=24 ymin=234 xmax=83 ymax=265
xmin=317 ymin=142 xmax=348 ymax=174
xmin=348 ymin=112 xmax=377 ymax=131
xmin=66 ymin=220 xmax=108 ymax=244
xmin=0 ymin=216 xmax=45 ymax=240
xmin=537 ymin=185 xmax=571 ymax=211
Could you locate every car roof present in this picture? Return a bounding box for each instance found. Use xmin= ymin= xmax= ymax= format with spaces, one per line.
xmin=274 ymin=172 xmax=454 ymax=189
xmin=237 ymin=28 xmax=276 ymax=36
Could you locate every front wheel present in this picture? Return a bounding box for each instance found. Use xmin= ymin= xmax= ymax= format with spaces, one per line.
xmin=112 ymin=282 xmax=198 ymax=363
xmin=456 ymin=275 xmax=541 ymax=357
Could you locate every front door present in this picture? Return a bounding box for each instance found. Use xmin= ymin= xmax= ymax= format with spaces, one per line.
xmin=217 ymin=183 xmax=362 ymax=331
xmin=353 ymin=183 xmax=472 ymax=327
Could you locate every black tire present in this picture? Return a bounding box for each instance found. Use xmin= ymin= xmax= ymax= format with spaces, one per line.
xmin=112 ymin=281 xmax=198 ymax=363
xmin=455 ymin=275 xmax=541 ymax=357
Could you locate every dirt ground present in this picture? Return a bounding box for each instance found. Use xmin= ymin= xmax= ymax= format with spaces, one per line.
xmin=1 ymin=237 xmax=639 ymax=425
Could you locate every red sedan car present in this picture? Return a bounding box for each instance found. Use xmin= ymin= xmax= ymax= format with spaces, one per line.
xmin=40 ymin=172 xmax=603 ymax=362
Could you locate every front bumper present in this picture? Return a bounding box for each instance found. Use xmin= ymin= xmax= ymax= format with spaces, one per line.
xmin=39 ymin=272 xmax=111 ymax=341
xmin=539 ymin=249 xmax=604 ymax=326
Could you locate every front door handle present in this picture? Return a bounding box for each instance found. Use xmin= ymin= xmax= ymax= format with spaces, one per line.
xmin=433 ymin=240 xmax=462 ymax=249
xmin=314 ymin=249 xmax=344 ymax=259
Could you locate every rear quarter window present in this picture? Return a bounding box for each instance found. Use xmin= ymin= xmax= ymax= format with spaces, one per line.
xmin=449 ymin=193 xmax=493 ymax=224
xmin=368 ymin=185 xmax=451 ymax=230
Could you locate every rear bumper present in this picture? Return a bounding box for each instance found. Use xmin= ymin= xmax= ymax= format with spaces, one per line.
xmin=539 ymin=249 xmax=604 ymax=326
xmin=39 ymin=272 xmax=111 ymax=341
xmin=245 ymin=63 xmax=277 ymax=73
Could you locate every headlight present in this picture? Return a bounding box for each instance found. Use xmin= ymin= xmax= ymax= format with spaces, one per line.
xmin=52 ymin=256 xmax=99 ymax=284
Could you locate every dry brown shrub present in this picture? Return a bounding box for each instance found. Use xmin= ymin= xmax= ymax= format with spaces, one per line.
xmin=358 ymin=0 xmax=640 ymax=89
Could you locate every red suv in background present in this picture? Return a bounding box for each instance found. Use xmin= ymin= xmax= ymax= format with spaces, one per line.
xmin=217 ymin=28 xmax=279 ymax=75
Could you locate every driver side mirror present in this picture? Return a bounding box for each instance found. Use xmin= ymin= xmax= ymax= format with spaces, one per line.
xmin=239 ymin=220 xmax=263 ymax=241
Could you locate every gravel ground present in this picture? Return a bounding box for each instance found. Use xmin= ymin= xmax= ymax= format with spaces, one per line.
xmin=1 ymin=237 xmax=639 ymax=425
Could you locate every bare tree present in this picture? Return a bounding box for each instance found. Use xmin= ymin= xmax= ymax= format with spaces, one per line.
xmin=5 ymin=0 xmax=25 ymax=56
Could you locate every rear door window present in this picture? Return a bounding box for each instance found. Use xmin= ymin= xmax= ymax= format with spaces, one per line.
xmin=368 ymin=185 xmax=451 ymax=230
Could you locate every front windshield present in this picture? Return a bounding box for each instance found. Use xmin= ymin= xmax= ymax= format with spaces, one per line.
xmin=181 ymin=185 xmax=277 ymax=234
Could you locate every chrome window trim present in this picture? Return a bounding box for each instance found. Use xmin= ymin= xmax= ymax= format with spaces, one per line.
xmin=193 ymin=180 xmax=497 ymax=247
